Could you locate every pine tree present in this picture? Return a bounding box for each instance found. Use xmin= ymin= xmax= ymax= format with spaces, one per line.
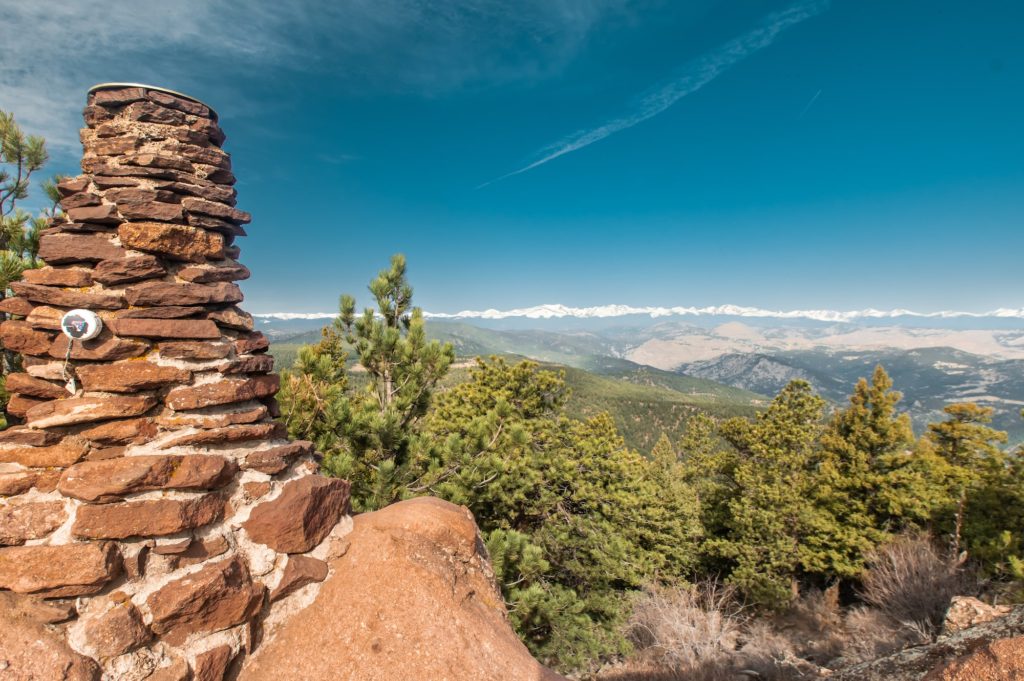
xmin=712 ymin=380 xmax=828 ymax=607
xmin=278 ymin=254 xmax=454 ymax=510
xmin=926 ymin=402 xmax=1008 ymax=556
xmin=677 ymin=412 xmax=738 ymax=558
xmin=815 ymin=365 xmax=916 ymax=575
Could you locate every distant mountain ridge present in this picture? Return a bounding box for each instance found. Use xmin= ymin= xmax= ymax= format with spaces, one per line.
xmin=264 ymin=317 xmax=1024 ymax=444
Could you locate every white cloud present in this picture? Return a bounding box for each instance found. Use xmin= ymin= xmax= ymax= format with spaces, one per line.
xmin=252 ymin=304 xmax=1024 ymax=323
xmin=0 ymin=0 xmax=626 ymax=153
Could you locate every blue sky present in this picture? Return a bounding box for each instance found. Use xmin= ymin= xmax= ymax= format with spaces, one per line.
xmin=2 ymin=0 xmax=1022 ymax=315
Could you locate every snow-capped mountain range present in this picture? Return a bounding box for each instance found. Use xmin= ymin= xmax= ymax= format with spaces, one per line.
xmin=253 ymin=303 xmax=1024 ymax=323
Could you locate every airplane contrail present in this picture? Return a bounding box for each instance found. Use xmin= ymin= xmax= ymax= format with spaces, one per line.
xmin=478 ymin=0 xmax=831 ymax=188
xmin=798 ymin=88 xmax=823 ymax=118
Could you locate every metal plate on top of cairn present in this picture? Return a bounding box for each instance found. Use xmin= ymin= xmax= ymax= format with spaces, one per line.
xmin=60 ymin=309 xmax=103 ymax=341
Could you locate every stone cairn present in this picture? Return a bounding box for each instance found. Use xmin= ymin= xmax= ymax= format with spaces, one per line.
xmin=0 ymin=85 xmax=351 ymax=680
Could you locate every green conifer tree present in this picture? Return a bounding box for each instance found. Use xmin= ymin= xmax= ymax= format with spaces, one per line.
xmin=926 ymin=402 xmax=1008 ymax=556
xmin=815 ymin=365 xmax=916 ymax=575
xmin=413 ymin=357 xmax=701 ymax=668
xmin=712 ymin=380 xmax=828 ymax=607
xmin=278 ymin=254 xmax=454 ymax=510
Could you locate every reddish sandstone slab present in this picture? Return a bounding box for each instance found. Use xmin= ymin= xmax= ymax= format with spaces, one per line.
xmin=0 ymin=500 xmax=67 ymax=545
xmin=178 ymin=263 xmax=250 ymax=283
xmin=208 ymin=306 xmax=253 ymax=331
xmin=26 ymin=394 xmax=157 ymax=428
xmin=118 ymin=222 xmax=224 ymax=262
xmin=126 ymin=281 xmax=242 ymax=307
xmin=0 ymin=595 xmax=101 ymax=680
xmin=194 ymin=645 xmax=236 ymax=681
xmin=147 ymin=555 xmax=264 ymax=645
xmin=166 ymin=375 xmax=279 ymax=410
xmin=49 ymin=330 xmax=150 ymax=361
xmin=10 ymin=281 xmax=125 ymax=310
xmin=5 ymin=394 xmax=48 ymax=418
xmin=108 ymin=317 xmax=220 ymax=339
xmin=154 ymin=179 xmax=235 ymax=205
xmin=243 ymin=476 xmax=350 ymax=553
xmin=72 ymin=494 xmax=225 ymax=539
xmin=242 ymin=441 xmax=314 ymax=475
xmin=76 ymin=595 xmax=151 ymax=659
xmin=159 ymin=341 xmax=231 ymax=360
xmin=0 ymin=437 xmax=90 ymax=467
xmin=4 ymin=372 xmax=69 ymax=400
xmin=218 ymin=354 xmax=275 ymax=374
xmin=147 ymin=90 xmax=213 ymax=117
xmin=181 ymin=197 xmax=251 ymax=224
xmin=123 ymin=153 xmax=193 ymax=172
xmin=156 ymin=403 xmax=267 ymax=429
xmin=76 ymin=361 xmax=191 ymax=393
xmin=26 ymin=305 xmax=65 ymax=331
xmin=157 ymin=422 xmax=283 ymax=449
xmin=105 ymin=187 xmax=180 ymax=205
xmin=174 ymin=144 xmax=231 ymax=169
xmin=270 ymin=555 xmax=329 ymax=602
xmin=38 ymin=233 xmax=125 ymax=264
xmin=59 ymin=455 xmax=236 ymax=502
xmin=0 ymin=426 xmax=62 ymax=446
xmin=0 ymin=296 xmax=34 ymax=317
xmin=91 ymin=136 xmax=140 ymax=156
xmin=116 ymin=305 xmax=207 ymax=319
xmin=65 ymin=203 xmax=120 ymax=224
xmin=117 ymin=201 xmax=185 ymax=222
xmin=0 ymin=471 xmax=40 ymax=496
xmin=93 ymin=254 xmax=166 ymax=285
xmin=57 ymin=176 xmax=90 ymax=195
xmin=79 ymin=417 xmax=156 ymax=445
xmin=0 ymin=320 xmax=54 ymax=355
xmin=60 ymin=191 xmax=101 ymax=208
xmin=0 ymin=541 xmax=121 ymax=595
xmin=22 ymin=267 xmax=93 ymax=287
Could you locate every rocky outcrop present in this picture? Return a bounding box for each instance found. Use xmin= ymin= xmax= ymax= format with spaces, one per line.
xmin=0 ymin=84 xmax=351 ymax=680
xmin=834 ymin=605 xmax=1024 ymax=681
xmin=241 ymin=497 xmax=566 ymax=681
xmin=942 ymin=595 xmax=1012 ymax=635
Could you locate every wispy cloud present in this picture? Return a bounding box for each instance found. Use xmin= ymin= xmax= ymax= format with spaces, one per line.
xmin=253 ymin=304 xmax=1024 ymax=323
xmin=0 ymin=0 xmax=626 ymax=155
xmin=479 ymin=0 xmax=830 ymax=187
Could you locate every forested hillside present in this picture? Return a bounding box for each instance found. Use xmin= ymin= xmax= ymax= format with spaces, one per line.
xmin=269 ymin=327 xmax=764 ymax=452
xmin=277 ymin=257 xmax=1024 ymax=678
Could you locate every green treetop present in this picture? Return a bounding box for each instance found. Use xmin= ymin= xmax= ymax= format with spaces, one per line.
xmin=279 ymin=254 xmax=454 ymax=511
xmin=926 ymin=402 xmax=1008 ymax=556
xmin=815 ymin=365 xmax=917 ymax=576
xmin=712 ymin=380 xmax=828 ymax=607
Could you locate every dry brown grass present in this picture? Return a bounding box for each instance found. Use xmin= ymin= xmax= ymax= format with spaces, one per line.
xmin=840 ymin=606 xmax=928 ymax=665
xmin=859 ymin=533 xmax=968 ymax=639
xmin=625 ymin=581 xmax=742 ymax=681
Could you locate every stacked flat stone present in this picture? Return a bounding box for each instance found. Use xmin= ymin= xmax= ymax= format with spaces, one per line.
xmin=0 ymin=85 xmax=350 ymax=681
